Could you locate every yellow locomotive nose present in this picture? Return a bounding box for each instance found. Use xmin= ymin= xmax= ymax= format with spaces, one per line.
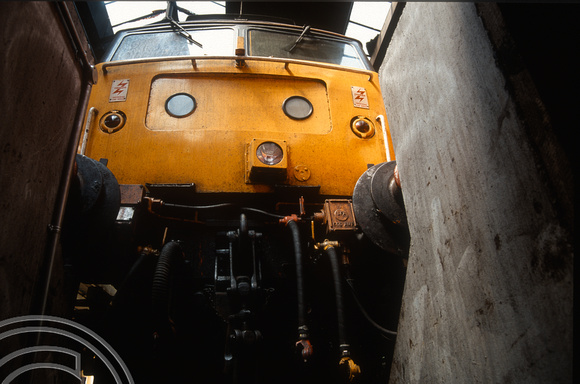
xmin=246 ymin=139 xmax=288 ymax=183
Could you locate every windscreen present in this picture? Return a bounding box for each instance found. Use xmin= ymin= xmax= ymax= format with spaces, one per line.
xmin=111 ymin=28 xmax=235 ymax=61
xmin=248 ymin=29 xmax=364 ymax=69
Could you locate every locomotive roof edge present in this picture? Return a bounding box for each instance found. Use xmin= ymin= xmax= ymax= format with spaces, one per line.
xmin=184 ymin=12 xmax=298 ymax=26
xmin=114 ymin=16 xmax=354 ymax=42
xmin=101 ymin=17 xmax=372 ymax=70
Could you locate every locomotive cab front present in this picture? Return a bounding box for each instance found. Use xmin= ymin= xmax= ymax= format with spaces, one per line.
xmin=65 ymin=13 xmax=409 ymax=383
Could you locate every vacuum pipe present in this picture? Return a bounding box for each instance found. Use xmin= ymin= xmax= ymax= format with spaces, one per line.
xmin=286 ymin=220 xmax=313 ymax=361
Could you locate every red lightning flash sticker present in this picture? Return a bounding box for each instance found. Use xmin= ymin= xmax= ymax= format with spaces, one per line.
xmin=351 ymin=86 xmax=369 ymax=109
xmin=109 ymin=79 xmax=129 ymax=102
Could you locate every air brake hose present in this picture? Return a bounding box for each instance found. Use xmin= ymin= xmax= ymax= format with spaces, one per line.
xmin=325 ymin=245 xmax=348 ymax=351
xmin=286 ymin=220 xmax=313 ymax=361
xmin=325 ymin=245 xmax=361 ymax=381
xmin=152 ymin=240 xmax=183 ymax=343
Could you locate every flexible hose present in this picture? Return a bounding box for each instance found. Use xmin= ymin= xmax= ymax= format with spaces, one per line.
xmin=325 ymin=245 xmax=348 ymax=349
xmin=287 ymin=220 xmax=306 ymax=331
xmin=287 ymin=220 xmax=313 ymax=361
xmin=152 ymin=241 xmax=182 ymax=333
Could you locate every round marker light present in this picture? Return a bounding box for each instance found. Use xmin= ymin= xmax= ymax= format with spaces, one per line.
xmin=99 ymin=110 xmax=126 ymax=133
xmin=104 ymin=114 xmax=121 ymax=129
xmin=355 ymin=119 xmax=370 ymax=133
xmin=166 ymin=93 xmax=196 ymax=118
xmin=283 ymin=96 xmax=313 ymax=120
xmin=350 ymin=116 xmax=375 ymax=139
xmin=256 ymin=142 xmax=284 ymax=165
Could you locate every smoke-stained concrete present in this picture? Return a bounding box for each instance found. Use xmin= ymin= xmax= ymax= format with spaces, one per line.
xmin=379 ymin=3 xmax=572 ymax=383
xmin=0 ymin=2 xmax=83 ymax=319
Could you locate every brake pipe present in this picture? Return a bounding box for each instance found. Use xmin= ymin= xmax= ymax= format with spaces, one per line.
xmin=324 ymin=245 xmax=348 ymax=354
xmin=321 ymin=242 xmax=361 ymax=382
xmin=282 ymin=218 xmax=313 ymax=362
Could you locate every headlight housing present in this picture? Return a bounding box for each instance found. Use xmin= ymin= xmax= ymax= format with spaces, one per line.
xmin=99 ymin=110 xmax=126 ymax=133
xmin=246 ymin=139 xmax=288 ymax=183
xmin=256 ymin=142 xmax=284 ymax=165
xmin=350 ymin=116 xmax=375 ymax=139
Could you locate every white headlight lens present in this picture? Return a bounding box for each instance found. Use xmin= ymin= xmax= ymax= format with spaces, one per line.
xmin=256 ymin=142 xmax=284 ymax=165
xmin=283 ymin=96 xmax=313 ymax=120
xmin=166 ymin=93 xmax=196 ymax=118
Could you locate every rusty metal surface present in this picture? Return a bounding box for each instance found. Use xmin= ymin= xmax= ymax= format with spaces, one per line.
xmin=119 ymin=184 xmax=145 ymax=205
xmin=323 ymin=199 xmax=357 ymax=232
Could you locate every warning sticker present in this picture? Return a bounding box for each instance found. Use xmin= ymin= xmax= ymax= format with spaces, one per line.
xmin=109 ymin=79 xmax=129 ymax=102
xmin=351 ymin=86 xmax=369 ymax=109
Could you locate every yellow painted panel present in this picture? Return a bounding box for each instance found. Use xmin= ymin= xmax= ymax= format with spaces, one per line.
xmin=146 ymin=75 xmax=331 ymax=134
xmin=82 ymin=58 xmax=394 ymax=197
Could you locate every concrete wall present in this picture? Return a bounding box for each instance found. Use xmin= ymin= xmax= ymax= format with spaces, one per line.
xmin=0 ymin=2 xmax=83 ymax=319
xmin=379 ymin=3 xmax=573 ymax=383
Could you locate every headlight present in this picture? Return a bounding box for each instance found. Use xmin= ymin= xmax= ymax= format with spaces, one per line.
xmin=256 ymin=142 xmax=284 ymax=165
xmin=165 ymin=93 xmax=196 ymax=118
xmin=246 ymin=139 xmax=288 ymax=183
xmin=283 ymin=96 xmax=313 ymax=120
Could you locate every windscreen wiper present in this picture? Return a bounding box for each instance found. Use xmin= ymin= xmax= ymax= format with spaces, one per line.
xmin=112 ymin=9 xmax=166 ymax=29
xmin=168 ymin=17 xmax=203 ymax=48
xmin=286 ymin=25 xmax=311 ymax=52
xmin=165 ymin=1 xmax=202 ymax=48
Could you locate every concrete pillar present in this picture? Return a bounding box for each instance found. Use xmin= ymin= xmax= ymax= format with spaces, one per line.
xmin=0 ymin=2 xmax=84 ymax=319
xmin=379 ymin=3 xmax=572 ymax=382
